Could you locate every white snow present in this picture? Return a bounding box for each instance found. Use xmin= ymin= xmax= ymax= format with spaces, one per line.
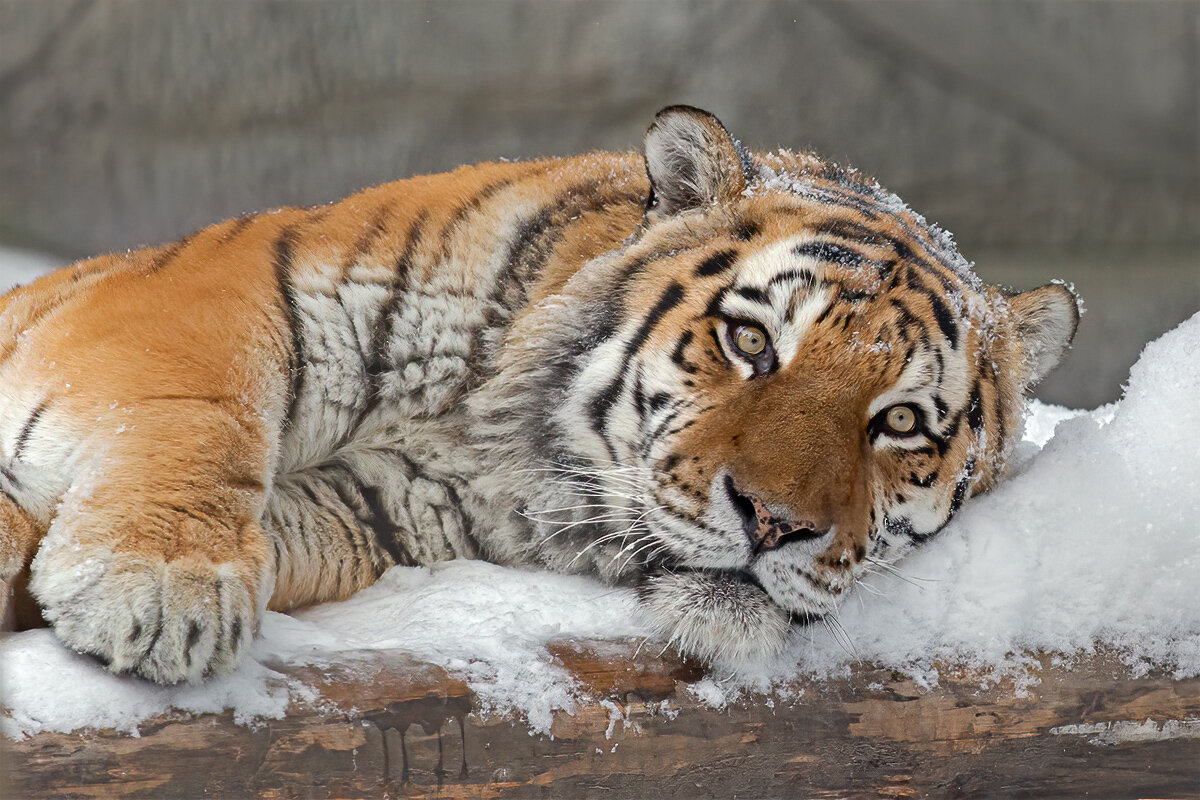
xmin=1 ymin=242 xmax=1198 ymax=738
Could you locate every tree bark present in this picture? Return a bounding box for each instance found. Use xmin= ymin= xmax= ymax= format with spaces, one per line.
xmin=4 ymin=640 xmax=1200 ymax=799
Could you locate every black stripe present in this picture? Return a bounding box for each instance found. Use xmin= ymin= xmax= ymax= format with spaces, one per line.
xmin=165 ymin=502 xmax=216 ymax=527
xmin=505 ymin=185 xmax=642 ymax=290
xmin=631 ymin=366 xmax=647 ymax=423
xmin=894 ymin=239 xmax=964 ymax=296
xmin=767 ymin=268 xmax=815 ymax=289
xmin=490 ymin=186 xmax=644 ymax=345
xmin=927 ymin=292 xmax=959 ymax=349
xmin=184 ymin=621 xmax=203 ymax=669
xmin=966 ymin=382 xmax=985 ymax=436
xmin=644 ymin=405 xmax=685 ymax=449
xmin=793 ymin=241 xmax=869 ymax=269
xmin=821 ymin=218 xmax=884 ymax=246
xmin=148 ymin=236 xmax=191 ymax=273
xmin=304 ymin=206 xmax=331 ymax=225
xmin=706 ymin=326 xmax=732 ymax=366
xmin=837 ymin=286 xmax=872 ymax=303
xmin=949 ymin=459 xmax=976 ymax=514
xmin=440 ymin=479 xmax=480 ymax=558
xmin=318 ymin=468 xmax=373 ymax=575
xmin=587 ymin=374 xmax=628 ymax=462
xmin=884 ymin=516 xmax=920 ymax=542
xmin=990 ymin=358 xmax=1008 ymax=448
xmin=344 ymin=204 xmax=394 ymax=267
xmin=12 ymin=400 xmax=48 ymax=461
xmin=798 ymin=185 xmax=881 ymax=219
xmin=695 ymin=249 xmax=738 ymax=277
xmin=733 ymin=285 xmax=770 ymax=305
xmin=931 ymin=407 xmax=965 ymax=458
xmin=141 ymin=617 xmax=165 ymax=665
xmin=361 ymin=211 xmax=430 ymax=407
xmin=220 ymin=214 xmax=257 ymax=246
xmin=703 ymin=285 xmax=730 ymax=319
xmin=628 ymin=282 xmax=686 ymax=356
xmin=438 ymin=179 xmax=514 ymax=255
xmin=273 ymin=227 xmax=304 ymax=425
xmin=670 ymin=330 xmax=697 ymax=373
xmin=733 ymin=219 xmax=760 ymax=241
xmin=875 ymin=257 xmax=898 ymax=282
xmin=539 ymin=305 xmax=623 ymax=438
xmin=887 ymin=298 xmax=928 ymax=344
xmin=932 ymin=395 xmax=949 ymax=423
xmin=359 ymin=485 xmax=409 ymax=567
xmin=588 ymin=282 xmax=686 ymax=458
xmin=910 ymin=470 xmax=939 ymax=488
xmin=647 ymin=392 xmax=671 ymax=412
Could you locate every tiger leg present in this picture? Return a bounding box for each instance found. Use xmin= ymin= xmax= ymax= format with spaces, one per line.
xmin=27 ymin=401 xmax=273 ymax=684
xmin=265 ymin=445 xmax=478 ymax=610
xmin=0 ymin=494 xmax=44 ymax=630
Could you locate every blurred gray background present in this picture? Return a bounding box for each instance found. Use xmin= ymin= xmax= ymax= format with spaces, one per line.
xmin=1 ymin=0 xmax=1197 ymax=408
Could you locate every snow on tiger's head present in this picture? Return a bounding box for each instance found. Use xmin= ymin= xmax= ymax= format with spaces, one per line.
xmin=478 ymin=106 xmax=1079 ymax=626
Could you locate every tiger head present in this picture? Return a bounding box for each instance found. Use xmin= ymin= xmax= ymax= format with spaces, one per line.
xmin=475 ymin=106 xmax=1079 ymax=666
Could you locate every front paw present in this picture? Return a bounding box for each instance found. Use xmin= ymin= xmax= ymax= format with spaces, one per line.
xmin=29 ymin=546 xmax=261 ymax=683
xmin=638 ymin=571 xmax=792 ymax=670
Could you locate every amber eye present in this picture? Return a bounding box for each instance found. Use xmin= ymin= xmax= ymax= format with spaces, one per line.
xmin=733 ymin=324 xmax=768 ymax=356
xmin=883 ymin=404 xmax=920 ymax=435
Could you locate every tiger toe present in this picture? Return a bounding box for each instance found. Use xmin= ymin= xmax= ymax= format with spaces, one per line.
xmin=30 ymin=547 xmax=259 ymax=684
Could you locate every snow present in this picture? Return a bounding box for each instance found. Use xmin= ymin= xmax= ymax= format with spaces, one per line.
xmin=1 ymin=242 xmax=1199 ymax=738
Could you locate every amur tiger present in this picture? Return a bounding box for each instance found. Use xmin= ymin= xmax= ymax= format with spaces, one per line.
xmin=0 ymin=106 xmax=1078 ymax=683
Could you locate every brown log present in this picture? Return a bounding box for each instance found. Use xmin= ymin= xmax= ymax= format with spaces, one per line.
xmin=4 ymin=641 xmax=1200 ymax=799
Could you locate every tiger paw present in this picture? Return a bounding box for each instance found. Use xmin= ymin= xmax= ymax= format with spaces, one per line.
xmin=638 ymin=571 xmax=793 ymax=670
xmin=29 ymin=545 xmax=262 ymax=684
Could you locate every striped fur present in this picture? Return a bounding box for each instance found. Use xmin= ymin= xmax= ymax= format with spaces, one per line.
xmin=0 ymin=107 xmax=1078 ymax=680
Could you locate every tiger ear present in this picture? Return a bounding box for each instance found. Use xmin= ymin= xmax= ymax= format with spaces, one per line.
xmin=643 ymin=105 xmax=753 ymax=218
xmin=1008 ymin=283 xmax=1081 ymax=388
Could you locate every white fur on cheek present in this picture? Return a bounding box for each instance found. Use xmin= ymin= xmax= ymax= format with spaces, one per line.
xmin=639 ymin=571 xmax=791 ymax=669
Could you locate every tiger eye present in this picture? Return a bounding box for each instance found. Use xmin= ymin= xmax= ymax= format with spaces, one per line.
xmin=885 ymin=405 xmax=918 ymax=434
xmin=734 ymin=325 xmax=767 ymax=356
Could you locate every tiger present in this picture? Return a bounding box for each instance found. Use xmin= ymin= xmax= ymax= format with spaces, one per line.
xmin=0 ymin=106 xmax=1078 ymax=684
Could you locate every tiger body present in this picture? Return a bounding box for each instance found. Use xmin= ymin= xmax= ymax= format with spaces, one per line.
xmin=0 ymin=108 xmax=1078 ymax=682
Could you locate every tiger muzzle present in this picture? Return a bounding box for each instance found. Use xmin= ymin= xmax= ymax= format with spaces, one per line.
xmin=724 ymin=475 xmax=829 ymax=555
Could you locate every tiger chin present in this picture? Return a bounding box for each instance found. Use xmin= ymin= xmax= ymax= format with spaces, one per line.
xmin=0 ymin=106 xmax=1078 ymax=684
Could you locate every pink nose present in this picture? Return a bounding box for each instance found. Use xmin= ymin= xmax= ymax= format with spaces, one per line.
xmin=723 ymin=475 xmax=829 ymax=554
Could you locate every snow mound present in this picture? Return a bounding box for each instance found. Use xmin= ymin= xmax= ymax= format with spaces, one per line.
xmin=3 ymin=311 xmax=1199 ymax=738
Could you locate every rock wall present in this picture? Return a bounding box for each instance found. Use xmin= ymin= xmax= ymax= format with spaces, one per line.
xmin=3 ymin=0 xmax=1197 ymax=256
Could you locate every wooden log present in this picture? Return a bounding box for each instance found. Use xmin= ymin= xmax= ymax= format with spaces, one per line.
xmin=4 ymin=641 xmax=1200 ymax=799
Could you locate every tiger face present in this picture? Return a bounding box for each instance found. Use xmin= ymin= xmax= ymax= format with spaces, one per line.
xmin=490 ymin=106 xmax=1079 ymax=665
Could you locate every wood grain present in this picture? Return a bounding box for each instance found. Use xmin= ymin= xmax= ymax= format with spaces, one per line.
xmin=4 ymin=642 xmax=1200 ymax=799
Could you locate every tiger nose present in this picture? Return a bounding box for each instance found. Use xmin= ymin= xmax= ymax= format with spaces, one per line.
xmin=723 ymin=475 xmax=830 ymax=554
